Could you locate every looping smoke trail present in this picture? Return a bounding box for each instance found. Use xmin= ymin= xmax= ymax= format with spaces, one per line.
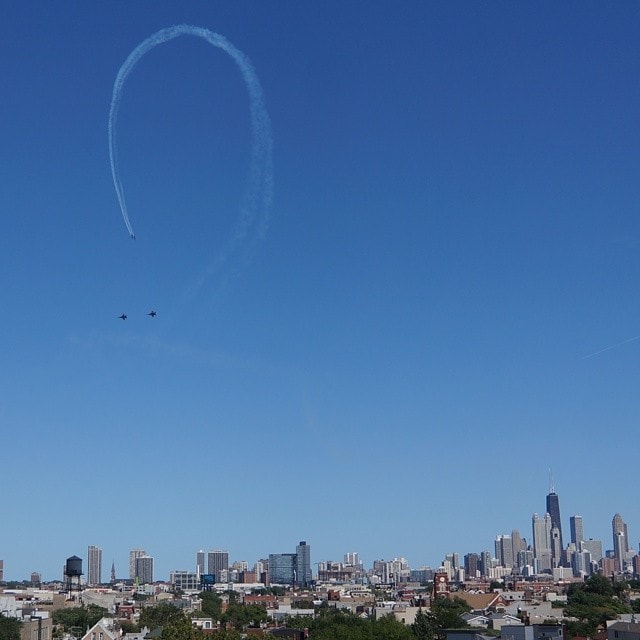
xmin=108 ymin=25 xmax=273 ymax=249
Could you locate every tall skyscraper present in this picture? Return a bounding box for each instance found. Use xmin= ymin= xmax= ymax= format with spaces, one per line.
xmin=207 ymin=550 xmax=229 ymax=581
xmin=464 ymin=553 xmax=479 ymax=578
xmin=344 ymin=552 xmax=360 ymax=567
xmin=532 ymin=512 xmax=552 ymax=573
xmin=296 ymin=541 xmax=312 ymax=587
xmin=495 ymin=535 xmax=514 ymax=567
xmin=612 ymin=514 xmax=629 ymax=554
xmin=129 ymin=549 xmax=146 ymax=580
xmin=612 ymin=513 xmax=629 ymax=571
xmin=480 ymin=550 xmax=491 ymax=577
xmin=134 ymin=555 xmax=154 ymax=584
xmin=550 ymin=527 xmax=562 ymax=568
xmin=511 ymin=530 xmax=525 ymax=563
xmin=0 ymin=560 xmax=4 ymax=582
xmin=87 ymin=545 xmax=102 ymax=586
xmin=546 ymin=483 xmax=563 ymax=555
xmin=196 ymin=550 xmax=205 ymax=577
xmin=570 ymin=516 xmax=584 ymax=545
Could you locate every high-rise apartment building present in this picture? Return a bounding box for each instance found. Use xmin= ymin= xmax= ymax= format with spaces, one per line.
xmin=570 ymin=516 xmax=584 ymax=545
xmin=129 ymin=549 xmax=146 ymax=580
xmin=344 ymin=552 xmax=360 ymax=567
xmin=296 ymin=541 xmax=312 ymax=587
xmin=207 ymin=550 xmax=229 ymax=581
xmin=87 ymin=545 xmax=102 ymax=586
xmin=464 ymin=553 xmax=479 ymax=578
xmin=495 ymin=535 xmax=514 ymax=568
xmin=0 ymin=560 xmax=3 ymax=582
xmin=480 ymin=550 xmax=491 ymax=577
xmin=196 ymin=550 xmax=205 ymax=577
xmin=134 ymin=555 xmax=154 ymax=584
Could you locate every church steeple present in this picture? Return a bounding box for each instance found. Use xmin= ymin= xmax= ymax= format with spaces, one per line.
xmin=111 ymin=560 xmax=116 ymax=584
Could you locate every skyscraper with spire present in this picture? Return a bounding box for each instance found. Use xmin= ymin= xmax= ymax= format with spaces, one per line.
xmin=546 ymin=473 xmax=563 ymax=563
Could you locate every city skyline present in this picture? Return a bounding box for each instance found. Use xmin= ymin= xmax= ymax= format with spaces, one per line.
xmin=2 ymin=2 xmax=640 ymax=584
xmin=0 ymin=498 xmax=634 ymax=582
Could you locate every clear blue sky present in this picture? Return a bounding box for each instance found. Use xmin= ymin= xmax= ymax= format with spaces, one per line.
xmin=1 ymin=1 xmax=639 ymax=581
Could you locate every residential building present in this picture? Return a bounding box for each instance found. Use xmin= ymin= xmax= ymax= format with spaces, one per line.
xmin=196 ymin=550 xmax=205 ymax=577
xmin=81 ymin=618 xmax=117 ymax=640
xmin=606 ymin=621 xmax=640 ymax=640
xmin=464 ymin=553 xmax=479 ymax=579
xmin=207 ymin=550 xmax=228 ymax=582
xmin=296 ymin=541 xmax=312 ymax=587
xmin=495 ymin=535 xmax=514 ymax=568
xmin=134 ymin=555 xmax=153 ymax=584
xmin=570 ymin=516 xmax=584 ymax=546
xmin=480 ymin=551 xmax=491 ymax=577
xmin=129 ymin=549 xmax=146 ymax=580
xmin=87 ymin=545 xmax=102 ymax=586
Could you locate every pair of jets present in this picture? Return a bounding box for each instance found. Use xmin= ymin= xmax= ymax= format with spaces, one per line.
xmin=119 ymin=310 xmax=156 ymax=320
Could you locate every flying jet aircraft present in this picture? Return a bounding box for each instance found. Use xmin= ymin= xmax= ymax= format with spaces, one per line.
xmin=147 ymin=310 xmax=157 ymax=318
xmin=118 ymin=313 xmax=127 ymax=320
xmin=130 ymin=233 xmax=136 ymax=240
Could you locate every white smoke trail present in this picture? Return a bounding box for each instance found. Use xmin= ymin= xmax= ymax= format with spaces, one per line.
xmin=108 ymin=24 xmax=273 ymax=249
xmin=581 ymin=334 xmax=640 ymax=359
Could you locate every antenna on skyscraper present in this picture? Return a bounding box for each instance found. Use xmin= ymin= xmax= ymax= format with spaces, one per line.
xmin=549 ymin=468 xmax=555 ymax=494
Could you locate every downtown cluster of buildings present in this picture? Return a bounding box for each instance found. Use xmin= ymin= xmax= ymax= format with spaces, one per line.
xmin=479 ymin=487 xmax=638 ymax=583
xmin=2 ymin=488 xmax=638 ymax=589
xmin=55 ymin=542 xmax=315 ymax=591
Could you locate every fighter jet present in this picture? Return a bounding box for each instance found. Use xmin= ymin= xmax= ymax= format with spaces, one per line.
xmin=130 ymin=233 xmax=136 ymax=240
xmin=118 ymin=313 xmax=127 ymax=320
xmin=147 ymin=310 xmax=157 ymax=318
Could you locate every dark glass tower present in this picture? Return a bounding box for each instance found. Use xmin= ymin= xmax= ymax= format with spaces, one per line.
xmin=546 ymin=487 xmax=563 ymax=553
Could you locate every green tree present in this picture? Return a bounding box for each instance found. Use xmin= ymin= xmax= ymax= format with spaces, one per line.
xmin=564 ymin=574 xmax=631 ymax=635
xmin=86 ymin=605 xmax=109 ymax=628
xmin=371 ymin=613 xmax=413 ymax=640
xmin=221 ymin=604 xmax=268 ymax=630
xmin=119 ymin=621 xmax=140 ymax=634
xmin=198 ymin=591 xmax=223 ymax=621
xmin=412 ymin=609 xmax=437 ymax=640
xmin=138 ymin=603 xmax=185 ymax=630
xmin=0 ymin=614 xmax=22 ymax=640
xmin=53 ymin=607 xmax=86 ymax=631
xmin=430 ymin=596 xmax=471 ymax=630
xmin=160 ymin=617 xmax=204 ymax=640
xmin=52 ymin=604 xmax=107 ymax=632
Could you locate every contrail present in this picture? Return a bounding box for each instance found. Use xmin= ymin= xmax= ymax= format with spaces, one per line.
xmin=108 ymin=24 xmax=273 ymax=249
xmin=581 ymin=334 xmax=640 ymax=360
